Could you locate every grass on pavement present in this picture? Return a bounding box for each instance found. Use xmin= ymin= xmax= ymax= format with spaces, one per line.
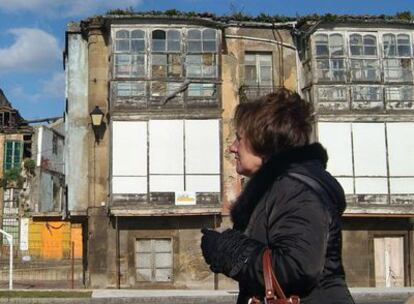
xmin=0 ymin=290 xmax=92 ymax=298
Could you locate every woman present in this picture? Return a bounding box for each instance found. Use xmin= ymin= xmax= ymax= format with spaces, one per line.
xmin=201 ymin=88 xmax=354 ymax=304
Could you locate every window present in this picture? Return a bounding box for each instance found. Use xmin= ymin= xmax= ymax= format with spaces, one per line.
xmin=52 ymin=133 xmax=58 ymax=155
xmin=349 ymin=33 xmax=380 ymax=82
xmin=135 ymin=238 xmax=172 ymax=282
xmin=188 ymin=83 xmax=216 ymax=97
xmin=114 ymin=29 xmax=146 ymax=78
xmin=112 ymin=120 xmax=220 ymax=202
xmin=383 ymin=33 xmax=412 ymax=82
xmin=350 ymin=59 xmax=380 ymax=81
xmin=244 ymin=53 xmax=272 ymax=86
xmin=315 ymin=33 xmax=344 ymax=57
xmin=314 ymin=33 xmax=346 ymax=82
xmin=383 ymin=34 xmax=411 ymax=57
xmin=350 ymin=34 xmax=377 ymax=56
xmin=152 ymin=30 xmax=181 ymax=52
xmin=4 ymin=140 xmax=23 ymax=170
xmin=187 ymin=29 xmax=217 ymax=53
xmin=186 ymin=54 xmax=216 ymax=78
xmin=185 ymin=29 xmax=217 ymax=79
xmin=151 ymin=54 xmax=182 ymax=78
xmin=318 ymin=122 xmax=414 ymax=197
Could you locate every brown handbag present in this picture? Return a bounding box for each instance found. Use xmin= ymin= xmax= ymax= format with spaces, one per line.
xmin=250 ymin=248 xmax=300 ymax=304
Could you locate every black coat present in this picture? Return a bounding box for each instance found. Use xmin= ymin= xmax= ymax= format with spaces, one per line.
xmin=227 ymin=143 xmax=355 ymax=304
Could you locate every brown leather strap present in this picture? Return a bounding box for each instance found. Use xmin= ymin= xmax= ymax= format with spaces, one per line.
xmin=263 ymin=248 xmax=287 ymax=301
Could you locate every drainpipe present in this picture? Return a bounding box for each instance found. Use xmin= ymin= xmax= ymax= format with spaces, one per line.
xmin=116 ymin=216 xmax=120 ymax=289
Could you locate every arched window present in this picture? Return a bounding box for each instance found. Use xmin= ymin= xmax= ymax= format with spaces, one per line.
xmin=350 ymin=34 xmax=377 ymax=56
xmin=152 ymin=30 xmax=166 ymax=52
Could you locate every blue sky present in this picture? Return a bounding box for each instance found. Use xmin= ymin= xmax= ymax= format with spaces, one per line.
xmin=0 ymin=0 xmax=413 ymax=120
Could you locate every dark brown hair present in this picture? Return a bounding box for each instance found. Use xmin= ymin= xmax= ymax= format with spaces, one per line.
xmin=234 ymin=88 xmax=314 ymax=157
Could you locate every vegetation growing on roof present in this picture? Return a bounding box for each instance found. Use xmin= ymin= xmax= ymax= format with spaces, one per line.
xmin=104 ymin=8 xmax=414 ymax=25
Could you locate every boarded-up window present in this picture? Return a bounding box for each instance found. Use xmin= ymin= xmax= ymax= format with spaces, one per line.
xmin=112 ymin=121 xmax=147 ymax=194
xmin=135 ymin=238 xmax=172 ymax=282
xmin=319 ymin=122 xmax=414 ymax=196
xmin=112 ymin=119 xmax=220 ymax=196
xmin=387 ymin=123 xmax=414 ymax=194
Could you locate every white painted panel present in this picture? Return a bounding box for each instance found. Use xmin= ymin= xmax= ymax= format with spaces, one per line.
xmin=113 ymin=121 xmax=147 ymax=175
xmin=185 ymin=175 xmax=220 ymax=192
xmin=150 ymin=175 xmax=184 ymax=192
xmin=112 ymin=176 xmax=147 ymax=194
xmin=185 ymin=120 xmax=220 ymax=174
xmin=336 ymin=178 xmax=354 ymax=194
xmin=387 ymin=123 xmax=414 ymax=176
xmin=355 ymin=178 xmax=388 ymax=194
xmin=390 ymin=178 xmax=414 ymax=194
xmin=318 ymin=123 xmax=353 ymax=175
xmin=352 ymin=123 xmax=387 ymax=176
xmin=149 ymin=120 xmax=184 ymax=174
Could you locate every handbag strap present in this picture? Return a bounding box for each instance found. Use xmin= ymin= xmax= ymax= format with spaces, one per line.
xmin=263 ymin=248 xmax=287 ymax=301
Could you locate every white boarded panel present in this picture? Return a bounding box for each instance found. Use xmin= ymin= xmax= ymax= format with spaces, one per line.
xmin=355 ymin=178 xmax=388 ymax=194
xmin=186 ymin=175 xmax=220 ymax=192
xmin=336 ymin=178 xmax=354 ymax=194
xmin=150 ymin=175 xmax=184 ymax=192
xmin=185 ymin=120 xmax=220 ymax=174
xmin=149 ymin=120 xmax=184 ymax=174
xmin=387 ymin=123 xmax=414 ymax=176
xmin=318 ymin=123 xmax=353 ymax=176
xmin=112 ymin=176 xmax=147 ymax=194
xmin=352 ymin=123 xmax=387 ymax=176
xmin=390 ymin=178 xmax=414 ymax=194
xmin=113 ymin=121 xmax=147 ymax=176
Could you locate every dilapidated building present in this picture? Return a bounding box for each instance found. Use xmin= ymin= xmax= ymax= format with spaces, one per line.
xmin=64 ymin=14 xmax=297 ymax=288
xmin=0 ymin=89 xmax=32 ymax=246
xmin=64 ymin=12 xmax=414 ymax=289
xmin=297 ymin=18 xmax=414 ymax=287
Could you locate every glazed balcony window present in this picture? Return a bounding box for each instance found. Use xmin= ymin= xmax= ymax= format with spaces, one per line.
xmin=383 ymin=33 xmax=412 ymax=83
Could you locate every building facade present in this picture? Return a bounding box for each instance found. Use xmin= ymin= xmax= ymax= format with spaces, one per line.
xmin=65 ymin=13 xmax=414 ymax=289
xmin=298 ymin=20 xmax=414 ymax=287
xmin=64 ymin=15 xmax=297 ymax=288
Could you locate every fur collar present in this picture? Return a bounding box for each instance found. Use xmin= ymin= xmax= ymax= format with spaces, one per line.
xmin=230 ymin=143 xmax=328 ymax=231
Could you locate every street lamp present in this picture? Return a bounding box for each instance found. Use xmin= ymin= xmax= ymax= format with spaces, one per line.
xmin=90 ymin=106 xmax=105 ymax=143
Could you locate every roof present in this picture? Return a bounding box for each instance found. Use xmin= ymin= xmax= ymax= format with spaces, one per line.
xmin=0 ymin=89 xmax=12 ymax=108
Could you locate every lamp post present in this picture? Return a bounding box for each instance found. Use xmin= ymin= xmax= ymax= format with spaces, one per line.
xmin=90 ymin=106 xmax=105 ymax=143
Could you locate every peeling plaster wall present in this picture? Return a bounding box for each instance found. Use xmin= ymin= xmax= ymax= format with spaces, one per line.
xmin=65 ymin=32 xmax=89 ymax=212
xmin=221 ymin=26 xmax=298 ymax=214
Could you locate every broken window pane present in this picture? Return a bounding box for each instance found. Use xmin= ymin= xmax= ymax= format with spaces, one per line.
xmin=131 ymin=55 xmax=145 ymax=77
xmin=384 ymin=58 xmax=412 ymax=82
xmin=152 ymin=30 xmax=166 ymax=52
xmin=152 ymin=54 xmax=167 ymax=78
xmin=151 ymin=81 xmax=167 ymax=96
xmin=330 ymin=34 xmax=344 ymax=56
xmin=168 ymin=54 xmax=181 ymax=77
xmin=350 ymin=59 xmax=380 ymax=81
xmin=383 ymin=34 xmax=397 ymax=57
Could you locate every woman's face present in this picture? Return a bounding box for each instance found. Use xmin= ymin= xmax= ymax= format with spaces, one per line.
xmin=229 ymin=130 xmax=263 ymax=177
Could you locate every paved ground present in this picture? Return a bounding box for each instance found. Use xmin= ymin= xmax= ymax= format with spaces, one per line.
xmin=0 ymin=288 xmax=413 ymax=304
